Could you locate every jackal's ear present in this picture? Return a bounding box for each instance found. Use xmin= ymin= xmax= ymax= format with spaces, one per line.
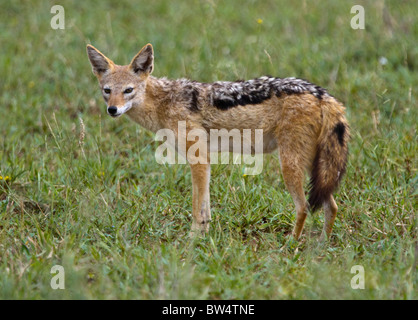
xmin=86 ymin=45 xmax=115 ymax=77
xmin=129 ymin=44 xmax=154 ymax=75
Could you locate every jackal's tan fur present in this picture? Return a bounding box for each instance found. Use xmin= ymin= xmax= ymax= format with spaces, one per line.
xmin=87 ymin=43 xmax=350 ymax=240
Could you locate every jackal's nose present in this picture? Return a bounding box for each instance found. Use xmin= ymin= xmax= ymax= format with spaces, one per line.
xmin=108 ymin=106 xmax=118 ymax=115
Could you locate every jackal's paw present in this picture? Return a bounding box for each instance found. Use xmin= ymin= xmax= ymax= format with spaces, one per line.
xmin=189 ymin=221 xmax=210 ymax=238
xmin=318 ymin=232 xmax=330 ymax=243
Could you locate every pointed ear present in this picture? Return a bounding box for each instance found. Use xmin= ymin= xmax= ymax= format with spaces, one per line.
xmin=129 ymin=44 xmax=154 ymax=75
xmin=86 ymin=45 xmax=115 ymax=77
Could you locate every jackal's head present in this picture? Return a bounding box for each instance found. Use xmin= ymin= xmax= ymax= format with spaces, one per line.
xmin=86 ymin=44 xmax=154 ymax=118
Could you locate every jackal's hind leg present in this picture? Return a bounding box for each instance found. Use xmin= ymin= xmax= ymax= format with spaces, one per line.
xmin=279 ymin=151 xmax=308 ymax=240
xmin=319 ymin=195 xmax=338 ymax=241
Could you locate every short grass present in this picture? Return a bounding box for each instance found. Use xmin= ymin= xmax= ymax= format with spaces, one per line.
xmin=0 ymin=0 xmax=416 ymax=299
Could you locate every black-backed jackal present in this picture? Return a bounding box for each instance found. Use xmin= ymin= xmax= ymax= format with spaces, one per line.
xmin=87 ymin=43 xmax=349 ymax=241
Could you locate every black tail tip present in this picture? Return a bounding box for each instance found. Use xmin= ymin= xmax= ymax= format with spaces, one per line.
xmin=308 ymin=192 xmax=325 ymax=213
xmin=308 ymin=174 xmax=335 ymax=213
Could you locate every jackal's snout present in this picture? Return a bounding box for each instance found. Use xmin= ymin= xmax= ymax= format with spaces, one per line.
xmin=106 ymin=102 xmax=133 ymax=117
xmin=107 ymin=106 xmax=118 ymax=116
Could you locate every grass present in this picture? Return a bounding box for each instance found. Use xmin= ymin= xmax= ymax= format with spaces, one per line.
xmin=0 ymin=0 xmax=416 ymax=299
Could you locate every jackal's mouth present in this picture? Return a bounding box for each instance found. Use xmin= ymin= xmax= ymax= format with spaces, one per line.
xmin=107 ymin=102 xmax=132 ymax=118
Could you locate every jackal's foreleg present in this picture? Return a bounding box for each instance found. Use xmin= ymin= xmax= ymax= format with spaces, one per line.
xmin=190 ymin=163 xmax=211 ymax=236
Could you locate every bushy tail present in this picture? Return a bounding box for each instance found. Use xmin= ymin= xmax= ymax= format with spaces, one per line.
xmin=308 ymin=99 xmax=350 ymax=212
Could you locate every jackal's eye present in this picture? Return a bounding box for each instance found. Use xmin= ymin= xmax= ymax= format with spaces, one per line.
xmin=124 ymin=88 xmax=133 ymax=94
xmin=104 ymin=88 xmax=111 ymax=94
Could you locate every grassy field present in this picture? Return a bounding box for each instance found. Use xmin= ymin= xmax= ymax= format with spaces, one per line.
xmin=0 ymin=0 xmax=416 ymax=299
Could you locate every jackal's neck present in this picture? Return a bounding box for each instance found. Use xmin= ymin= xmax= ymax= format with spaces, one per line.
xmin=145 ymin=75 xmax=192 ymax=102
xmin=126 ymin=76 xmax=172 ymax=133
xmin=132 ymin=76 xmax=194 ymax=132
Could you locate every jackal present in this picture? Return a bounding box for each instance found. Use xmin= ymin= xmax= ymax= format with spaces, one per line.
xmin=87 ymin=43 xmax=349 ymax=240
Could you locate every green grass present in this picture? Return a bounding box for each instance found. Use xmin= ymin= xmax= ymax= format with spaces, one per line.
xmin=0 ymin=0 xmax=416 ymax=299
